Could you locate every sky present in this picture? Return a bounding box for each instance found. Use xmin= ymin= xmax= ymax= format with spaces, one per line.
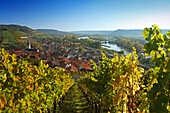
xmin=0 ymin=0 xmax=170 ymax=31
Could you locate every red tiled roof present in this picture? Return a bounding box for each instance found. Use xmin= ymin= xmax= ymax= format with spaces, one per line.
xmin=62 ymin=59 xmax=70 ymax=62
xmin=25 ymin=53 xmax=29 ymax=56
xmin=87 ymin=61 xmax=93 ymax=65
xmin=80 ymin=62 xmax=91 ymax=70
xmin=70 ymin=65 xmax=77 ymax=71
xmin=30 ymin=53 xmax=40 ymax=58
xmin=58 ymin=56 xmax=63 ymax=59
xmin=65 ymin=65 xmax=77 ymax=71
xmin=14 ymin=52 xmax=20 ymax=55
xmin=73 ymin=61 xmax=80 ymax=66
xmin=16 ymin=50 xmax=23 ymax=53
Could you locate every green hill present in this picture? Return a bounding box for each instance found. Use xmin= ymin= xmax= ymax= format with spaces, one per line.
xmin=0 ymin=27 xmax=26 ymax=49
xmin=1 ymin=30 xmax=17 ymax=44
xmin=0 ymin=25 xmax=48 ymax=49
xmin=36 ymin=29 xmax=73 ymax=36
xmin=0 ymin=26 xmax=23 ymax=44
xmin=0 ymin=25 xmax=53 ymax=39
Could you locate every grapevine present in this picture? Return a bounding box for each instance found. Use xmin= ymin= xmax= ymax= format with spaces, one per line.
xmin=78 ymin=25 xmax=170 ymax=113
xmin=0 ymin=48 xmax=74 ymax=112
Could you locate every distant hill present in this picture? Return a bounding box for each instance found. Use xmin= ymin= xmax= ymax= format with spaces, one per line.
xmin=109 ymin=29 xmax=170 ymax=36
xmin=108 ymin=29 xmax=170 ymax=40
xmin=0 ymin=25 xmax=52 ymax=39
xmin=36 ymin=29 xmax=73 ymax=36
xmin=70 ymin=30 xmax=113 ymax=35
xmin=109 ymin=29 xmax=143 ymax=36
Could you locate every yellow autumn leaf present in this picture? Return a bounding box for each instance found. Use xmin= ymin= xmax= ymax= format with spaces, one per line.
xmin=13 ymin=76 xmax=19 ymax=82
xmin=123 ymin=94 xmax=127 ymax=100
xmin=133 ymin=83 xmax=140 ymax=92
xmin=35 ymin=82 xmax=38 ymax=88
xmin=43 ymin=95 xmax=46 ymax=100
xmin=9 ymin=100 xmax=13 ymax=106
xmin=42 ymin=85 xmax=44 ymax=90
xmin=0 ymin=96 xmax=5 ymax=109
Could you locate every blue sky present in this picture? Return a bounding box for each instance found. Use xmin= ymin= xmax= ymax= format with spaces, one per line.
xmin=0 ymin=0 xmax=170 ymax=31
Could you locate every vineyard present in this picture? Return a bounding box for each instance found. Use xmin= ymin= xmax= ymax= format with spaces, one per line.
xmin=0 ymin=48 xmax=74 ymax=112
xmin=0 ymin=25 xmax=170 ymax=113
xmin=77 ymin=25 xmax=170 ymax=113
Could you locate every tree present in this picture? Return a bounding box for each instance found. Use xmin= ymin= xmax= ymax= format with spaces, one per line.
xmin=89 ymin=35 xmax=94 ymax=38
xmin=66 ymin=35 xmax=72 ymax=39
xmin=134 ymin=42 xmax=143 ymax=52
xmin=78 ymin=47 xmax=84 ymax=54
xmin=72 ymin=35 xmax=78 ymax=39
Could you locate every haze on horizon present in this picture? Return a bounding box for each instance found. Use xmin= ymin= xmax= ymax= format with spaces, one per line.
xmin=0 ymin=0 xmax=170 ymax=31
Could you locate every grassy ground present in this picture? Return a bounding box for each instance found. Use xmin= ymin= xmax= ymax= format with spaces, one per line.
xmin=59 ymin=84 xmax=92 ymax=113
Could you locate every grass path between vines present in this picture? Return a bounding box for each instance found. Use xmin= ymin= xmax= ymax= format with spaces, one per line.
xmin=59 ymin=83 xmax=92 ymax=113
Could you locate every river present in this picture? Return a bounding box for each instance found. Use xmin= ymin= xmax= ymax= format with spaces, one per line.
xmin=78 ymin=36 xmax=131 ymax=55
xmin=78 ymin=36 xmax=89 ymax=40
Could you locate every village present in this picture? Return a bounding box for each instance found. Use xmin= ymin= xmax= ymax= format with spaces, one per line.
xmin=6 ymin=39 xmax=103 ymax=72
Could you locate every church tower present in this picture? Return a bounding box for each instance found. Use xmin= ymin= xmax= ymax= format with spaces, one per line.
xmin=28 ymin=40 xmax=31 ymax=49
